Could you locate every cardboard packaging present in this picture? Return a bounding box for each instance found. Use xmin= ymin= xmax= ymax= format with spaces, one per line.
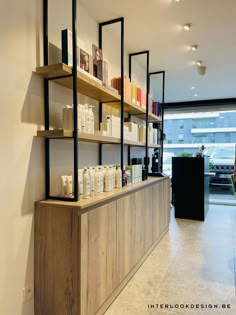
xmin=139 ymin=125 xmax=146 ymax=143
xmin=124 ymin=122 xmax=138 ymax=142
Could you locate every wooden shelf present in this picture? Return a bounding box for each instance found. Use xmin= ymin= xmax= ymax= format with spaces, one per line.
xmin=148 ymin=143 xmax=161 ymax=149
xmin=37 ymin=130 xmax=162 ymax=148
xmin=35 ymin=63 xmax=120 ymax=103
xmin=35 ymin=64 xmax=159 ymax=119
xmin=37 ymin=130 xmax=120 ymax=144
xmin=124 ymin=139 xmax=145 ymax=147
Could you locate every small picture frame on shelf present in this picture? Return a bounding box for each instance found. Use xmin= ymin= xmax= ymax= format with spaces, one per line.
xmin=92 ymin=44 xmax=103 ymax=78
xmin=80 ymin=49 xmax=90 ymax=73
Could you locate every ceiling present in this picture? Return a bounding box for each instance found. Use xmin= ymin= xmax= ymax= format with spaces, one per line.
xmin=80 ymin=0 xmax=236 ymax=103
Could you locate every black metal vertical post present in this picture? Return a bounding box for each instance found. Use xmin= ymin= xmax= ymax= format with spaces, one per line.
xmin=149 ymin=70 xmax=166 ymax=174
xmin=98 ymin=29 xmax=103 ymax=166
xmin=161 ymin=71 xmax=165 ymax=173
xmin=145 ymin=52 xmax=150 ymax=173
xmin=120 ymin=18 xmax=124 ymax=184
xmin=43 ymin=0 xmax=50 ymax=198
xmin=99 ymin=102 xmax=103 ymax=165
xmin=128 ymin=54 xmax=132 ymax=81
xmin=72 ymin=0 xmax=78 ymax=200
xmin=129 ymin=51 xmax=150 ymax=172
xmin=99 ymin=18 xmax=125 ymax=184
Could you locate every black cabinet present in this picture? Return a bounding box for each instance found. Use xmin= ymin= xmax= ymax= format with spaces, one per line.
xmin=172 ymin=156 xmax=209 ymax=221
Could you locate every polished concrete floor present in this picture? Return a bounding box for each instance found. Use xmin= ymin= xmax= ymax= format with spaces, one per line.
xmin=105 ymin=205 xmax=236 ymax=315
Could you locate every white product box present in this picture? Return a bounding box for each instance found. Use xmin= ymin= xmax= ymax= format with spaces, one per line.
xmin=124 ymin=122 xmax=138 ymax=142
xmin=139 ymin=125 xmax=146 ymax=143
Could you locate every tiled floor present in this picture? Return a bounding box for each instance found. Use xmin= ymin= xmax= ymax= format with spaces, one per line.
xmin=104 ymin=205 xmax=236 ymax=315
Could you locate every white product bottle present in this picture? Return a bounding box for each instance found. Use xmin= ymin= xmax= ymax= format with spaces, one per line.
xmin=66 ymin=175 xmax=73 ymax=197
xmin=116 ymin=166 xmax=122 ymax=188
xmin=83 ymin=168 xmax=90 ymax=199
xmin=112 ymin=166 xmax=116 ymax=188
xmin=105 ymin=167 xmax=111 ymax=192
xmin=148 ymin=123 xmax=153 ymax=145
xmin=78 ymin=104 xmax=83 ymax=132
xmin=61 ymin=175 xmax=67 ymax=196
xmin=81 ymin=105 xmax=85 ymax=133
xmin=105 ymin=115 xmax=112 ymax=136
xmin=109 ymin=166 xmax=113 ymax=191
xmin=99 ymin=166 xmax=104 ymax=193
xmin=84 ymin=104 xmax=90 ymax=133
xmin=88 ymin=106 xmax=94 ymax=134
xmin=94 ymin=168 xmax=100 ymax=195
xmin=78 ymin=169 xmax=83 ymax=199
xmin=89 ymin=167 xmax=95 ymax=197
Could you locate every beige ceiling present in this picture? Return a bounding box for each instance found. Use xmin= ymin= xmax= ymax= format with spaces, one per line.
xmin=80 ymin=0 xmax=236 ymax=103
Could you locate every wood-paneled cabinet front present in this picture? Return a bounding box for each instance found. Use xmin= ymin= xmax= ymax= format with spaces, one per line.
xmin=35 ymin=178 xmax=170 ymax=315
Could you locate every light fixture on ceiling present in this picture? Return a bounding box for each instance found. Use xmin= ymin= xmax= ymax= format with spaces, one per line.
xmin=194 ymin=94 xmax=198 ymax=97
xmin=183 ymin=23 xmax=192 ymax=31
xmin=196 ymin=60 xmax=202 ymax=66
xmin=197 ymin=66 xmax=206 ymax=76
xmin=191 ymin=45 xmax=198 ymax=51
xmin=191 ymin=86 xmax=195 ymax=90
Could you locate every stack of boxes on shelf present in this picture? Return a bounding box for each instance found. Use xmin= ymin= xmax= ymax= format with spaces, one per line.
xmin=111 ymin=76 xmax=161 ymax=117
xmin=111 ymin=76 xmax=147 ymax=110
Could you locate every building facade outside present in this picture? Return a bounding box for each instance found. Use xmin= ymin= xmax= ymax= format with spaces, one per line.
xmin=163 ymin=110 xmax=236 ymax=156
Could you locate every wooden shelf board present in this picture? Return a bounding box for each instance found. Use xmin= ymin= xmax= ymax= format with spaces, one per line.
xmin=35 ymin=64 xmax=162 ymax=120
xmin=37 ymin=130 xmax=73 ymax=138
xmin=148 ymin=144 xmax=161 ymax=149
xmin=37 ymin=130 xmax=121 ymax=144
xmin=137 ymin=112 xmax=162 ymax=122
xmin=108 ymin=99 xmax=147 ymax=116
xmin=36 ymin=130 xmax=161 ymax=148
xmin=124 ymin=140 xmax=146 ymax=147
xmin=35 ymin=63 xmax=120 ymax=102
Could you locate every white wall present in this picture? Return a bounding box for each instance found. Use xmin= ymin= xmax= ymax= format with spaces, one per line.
xmin=0 ymin=1 xmax=146 ymax=314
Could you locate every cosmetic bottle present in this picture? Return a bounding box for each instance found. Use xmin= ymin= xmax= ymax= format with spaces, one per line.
xmin=83 ymin=168 xmax=90 ymax=199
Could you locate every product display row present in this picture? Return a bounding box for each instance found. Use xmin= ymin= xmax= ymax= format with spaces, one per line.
xmin=62 ymin=104 xmax=159 ymax=144
xmin=61 ymin=164 xmax=143 ymax=199
xmin=62 ymin=29 xmax=118 ymax=95
xmin=111 ymin=76 xmax=161 ymax=116
xmin=62 ymin=28 xmax=162 ymax=119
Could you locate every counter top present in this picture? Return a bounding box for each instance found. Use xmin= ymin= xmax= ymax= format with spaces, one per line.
xmin=37 ymin=176 xmax=168 ymax=213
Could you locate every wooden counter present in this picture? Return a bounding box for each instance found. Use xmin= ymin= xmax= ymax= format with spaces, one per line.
xmin=35 ymin=176 xmax=170 ymax=315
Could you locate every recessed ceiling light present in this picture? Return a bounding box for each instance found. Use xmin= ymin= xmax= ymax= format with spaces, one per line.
xmin=183 ymin=23 xmax=192 ymax=31
xmin=196 ymin=60 xmax=202 ymax=66
xmin=194 ymin=94 xmax=198 ymax=97
xmin=191 ymin=45 xmax=198 ymax=51
xmin=191 ymin=86 xmax=195 ymax=90
xmin=175 ymin=0 xmax=180 ymax=2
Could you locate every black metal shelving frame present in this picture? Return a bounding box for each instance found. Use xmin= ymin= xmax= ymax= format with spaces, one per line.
xmin=149 ymin=70 xmax=165 ymax=173
xmin=98 ymin=18 xmax=125 ymax=185
xmin=43 ymin=0 xmax=78 ymax=201
xmin=42 ymin=0 xmax=164 ymax=200
xmin=128 ymin=51 xmax=150 ymax=171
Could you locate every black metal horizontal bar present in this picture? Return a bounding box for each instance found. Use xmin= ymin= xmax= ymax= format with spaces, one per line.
xmin=164 ymin=98 xmax=236 ymax=109
xmin=149 ymin=71 xmax=165 ymax=75
xmin=99 ymin=17 xmax=124 ymax=27
xmin=48 ymin=73 xmax=73 ymax=81
xmin=48 ymin=195 xmax=78 ymax=202
xmin=129 ymin=50 xmax=149 ymax=57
